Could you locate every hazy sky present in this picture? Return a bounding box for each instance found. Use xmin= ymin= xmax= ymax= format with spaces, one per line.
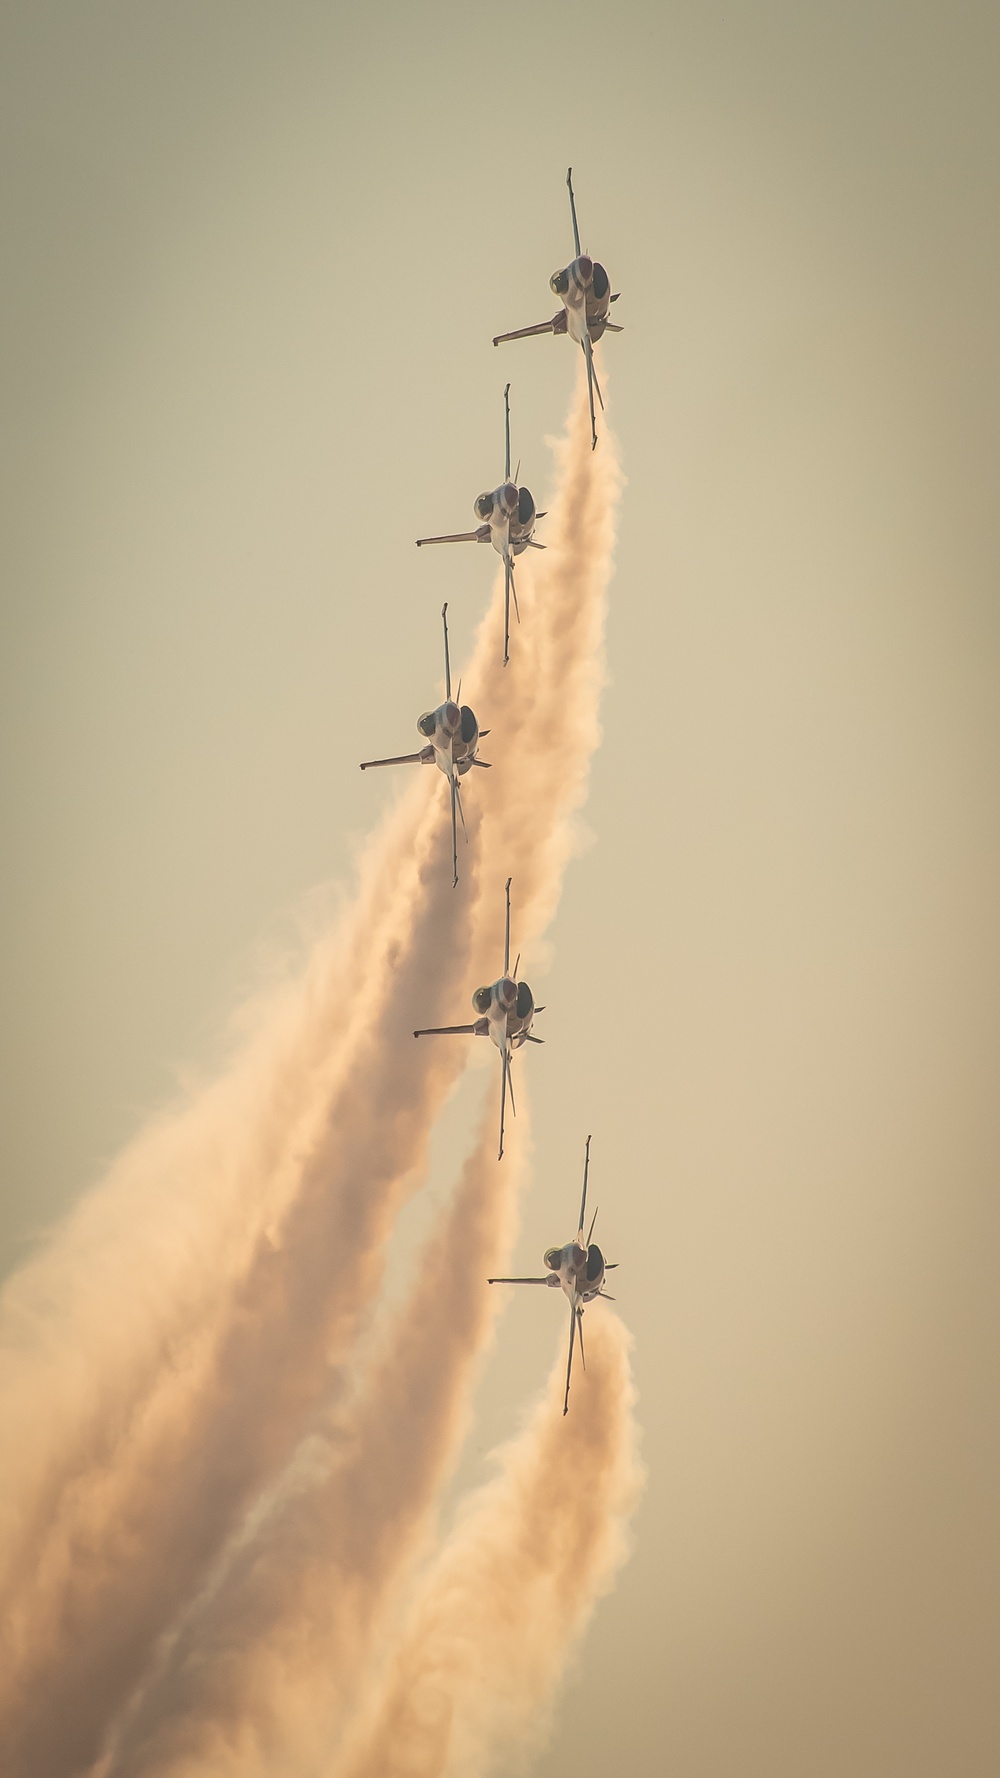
xmin=2 ymin=2 xmax=999 ymax=1773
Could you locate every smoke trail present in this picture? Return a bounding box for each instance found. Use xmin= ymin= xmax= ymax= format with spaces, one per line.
xmin=0 ymin=781 xmax=455 ymax=1599
xmin=0 ymin=789 xmax=484 ymax=1778
xmin=103 ymin=1107 xmax=526 ymax=1778
xmin=0 ymin=367 xmax=619 ymax=1777
xmin=463 ymin=373 xmax=622 ymax=968
xmin=96 ymin=369 xmax=620 ymax=1777
xmin=336 ymin=1312 xmax=644 ymax=1778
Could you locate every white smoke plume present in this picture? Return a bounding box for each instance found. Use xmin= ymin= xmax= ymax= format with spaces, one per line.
xmin=335 ymin=1311 xmax=644 ymax=1778
xmin=103 ymin=1109 xmax=527 ymax=1778
xmin=0 ymin=790 xmax=484 ymax=1778
xmin=0 ymin=368 xmax=623 ymax=1778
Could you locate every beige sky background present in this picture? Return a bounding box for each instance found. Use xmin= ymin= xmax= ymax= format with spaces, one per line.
xmin=1 ymin=2 xmax=999 ymax=1773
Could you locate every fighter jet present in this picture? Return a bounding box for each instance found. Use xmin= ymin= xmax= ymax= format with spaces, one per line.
xmin=359 ymin=603 xmax=490 ymax=887
xmin=415 ymin=384 xmax=544 ymax=668
xmin=413 ymin=877 xmax=541 ymax=1159
xmin=488 ymin=1134 xmax=616 ymax=1415
xmin=492 ymin=167 xmax=622 ymax=452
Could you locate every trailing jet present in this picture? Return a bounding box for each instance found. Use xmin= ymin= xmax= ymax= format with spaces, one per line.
xmin=359 ymin=603 xmax=490 ymax=887
xmin=415 ymin=385 xmax=544 ymax=667
xmin=413 ymin=877 xmax=541 ymax=1158
xmin=492 ymin=167 xmax=622 ymax=451
xmin=488 ymin=1135 xmax=617 ymax=1415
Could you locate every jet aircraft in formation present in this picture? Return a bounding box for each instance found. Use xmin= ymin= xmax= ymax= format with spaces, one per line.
xmin=413 ymin=877 xmax=541 ymax=1160
xmin=403 ymin=172 xmax=622 ymax=1411
xmin=359 ymin=603 xmax=489 ymax=887
xmin=489 ymin=1135 xmax=616 ymax=1414
xmin=493 ymin=166 xmax=622 ymax=451
xmin=415 ymin=383 xmax=544 ymax=667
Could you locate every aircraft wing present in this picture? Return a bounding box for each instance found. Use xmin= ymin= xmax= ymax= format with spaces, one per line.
xmin=416 ymin=527 xmax=490 ymax=547
xmin=563 ymin=1300 xmax=581 ymax=1415
xmin=487 ymin=1275 xmax=551 ymax=1285
xmin=582 ymin=332 xmax=602 ymax=451
xmin=493 ymin=318 xmax=557 ymax=345
xmin=359 ymin=747 xmax=433 ymax=769
xmin=497 ymin=1042 xmax=511 ymax=1160
xmin=413 ymin=1019 xmax=490 ymax=1038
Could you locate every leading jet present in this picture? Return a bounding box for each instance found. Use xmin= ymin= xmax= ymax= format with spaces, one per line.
xmin=415 ymin=385 xmax=544 ymax=668
xmin=359 ymin=604 xmax=490 ymax=887
xmin=492 ymin=168 xmax=622 ymax=452
xmin=488 ymin=1135 xmax=617 ymax=1415
xmin=413 ymin=877 xmax=541 ymax=1159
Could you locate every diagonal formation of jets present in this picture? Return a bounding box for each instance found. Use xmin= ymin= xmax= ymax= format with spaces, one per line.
xmin=362 ymin=169 xmax=622 ymax=1413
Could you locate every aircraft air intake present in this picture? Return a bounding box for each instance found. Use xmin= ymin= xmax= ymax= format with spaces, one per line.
xmin=515 ymin=980 xmax=534 ymax=1020
xmin=474 ymin=491 xmax=495 ymax=521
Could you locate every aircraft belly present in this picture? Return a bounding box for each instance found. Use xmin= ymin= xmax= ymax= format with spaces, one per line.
xmin=564 ymin=299 xmax=588 ymax=346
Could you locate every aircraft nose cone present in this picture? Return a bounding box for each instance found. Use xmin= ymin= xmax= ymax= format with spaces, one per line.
xmin=502 ymin=482 xmax=518 ymax=510
xmin=443 ymin=700 xmax=460 ymax=731
xmin=577 ymin=254 xmax=593 ymax=283
xmin=500 ymin=976 xmax=517 ymax=1005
